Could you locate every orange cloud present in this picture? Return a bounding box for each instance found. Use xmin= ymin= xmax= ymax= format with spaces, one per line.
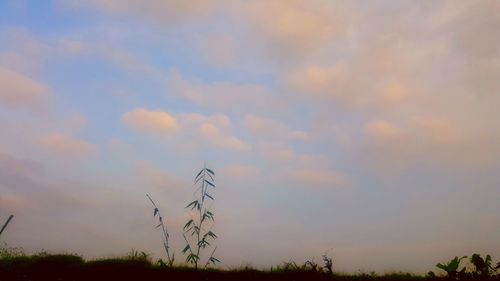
xmin=381 ymin=82 xmax=409 ymax=106
xmin=122 ymin=109 xmax=249 ymax=152
xmin=364 ymin=120 xmax=399 ymax=139
xmin=414 ymin=117 xmax=455 ymax=143
xmin=285 ymin=64 xmax=340 ymax=96
xmin=122 ymin=108 xmax=179 ymax=135
xmin=0 ymin=194 xmax=34 ymax=209
xmin=241 ymin=0 xmax=344 ymax=60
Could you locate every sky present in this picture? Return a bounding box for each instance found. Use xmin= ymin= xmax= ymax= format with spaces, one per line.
xmin=0 ymin=0 xmax=499 ymax=274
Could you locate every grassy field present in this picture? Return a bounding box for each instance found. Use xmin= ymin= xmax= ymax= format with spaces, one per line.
xmin=1 ymin=252 xmax=499 ymax=281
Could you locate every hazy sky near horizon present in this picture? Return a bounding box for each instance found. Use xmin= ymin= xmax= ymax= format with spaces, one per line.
xmin=1 ymin=0 xmax=499 ymax=273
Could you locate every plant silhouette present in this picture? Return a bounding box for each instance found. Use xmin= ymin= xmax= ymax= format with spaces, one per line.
xmin=146 ymin=194 xmax=174 ymax=266
xmin=182 ymin=166 xmax=220 ymax=268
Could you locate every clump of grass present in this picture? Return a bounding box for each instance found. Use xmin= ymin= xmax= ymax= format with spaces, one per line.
xmin=0 ymin=243 xmax=25 ymax=259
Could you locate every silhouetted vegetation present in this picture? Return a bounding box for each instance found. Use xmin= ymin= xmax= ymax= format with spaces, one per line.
xmin=435 ymin=256 xmax=468 ymax=278
xmin=146 ymin=165 xmax=220 ymax=269
xmin=430 ymin=254 xmax=500 ymax=280
xmin=1 ymin=248 xmax=499 ymax=281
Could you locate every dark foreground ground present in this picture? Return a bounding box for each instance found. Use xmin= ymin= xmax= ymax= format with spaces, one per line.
xmin=1 ymin=254 xmax=499 ymax=281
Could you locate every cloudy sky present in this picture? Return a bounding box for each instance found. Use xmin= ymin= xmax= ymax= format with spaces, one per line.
xmin=1 ymin=0 xmax=499 ymax=274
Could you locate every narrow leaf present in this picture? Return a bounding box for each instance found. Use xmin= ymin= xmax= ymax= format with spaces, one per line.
xmin=183 ymin=219 xmax=193 ymax=230
xmin=210 ymin=257 xmax=221 ymax=263
xmin=205 ymin=179 xmax=215 ymax=187
xmin=194 ymin=169 xmax=204 ymax=181
xmin=182 ymin=244 xmax=190 ymax=254
xmin=185 ymin=200 xmax=198 ymax=209
xmin=205 ymin=171 xmax=215 ymax=182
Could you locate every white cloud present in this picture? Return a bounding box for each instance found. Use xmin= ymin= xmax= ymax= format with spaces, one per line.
xmin=244 ymin=115 xmax=310 ymax=141
xmin=166 ymin=70 xmax=284 ymax=114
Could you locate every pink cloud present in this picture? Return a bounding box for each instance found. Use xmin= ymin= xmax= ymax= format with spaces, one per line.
xmin=0 ymin=68 xmax=49 ymax=109
xmin=290 ymin=168 xmax=349 ymax=188
xmin=199 ymin=123 xmax=251 ymax=152
xmin=37 ymin=133 xmax=94 ymax=157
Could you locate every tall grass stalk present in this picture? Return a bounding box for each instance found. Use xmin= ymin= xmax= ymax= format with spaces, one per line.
xmin=146 ymin=194 xmax=174 ymax=266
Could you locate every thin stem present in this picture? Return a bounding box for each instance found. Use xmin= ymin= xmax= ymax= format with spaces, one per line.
xmin=204 ymin=246 xmax=218 ymax=268
xmin=194 ymin=171 xmax=206 ymax=269
xmin=146 ymin=194 xmax=174 ymax=266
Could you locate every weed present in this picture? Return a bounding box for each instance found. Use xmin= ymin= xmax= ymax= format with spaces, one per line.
xmin=436 ymin=256 xmax=467 ymax=278
xmin=146 ymin=193 xmax=175 ymax=266
xmin=182 ymin=166 xmax=220 ymax=268
xmin=277 ymin=260 xmax=321 ymax=273
xmin=127 ymin=249 xmax=152 ymax=263
xmin=322 ymin=253 xmax=333 ymax=275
